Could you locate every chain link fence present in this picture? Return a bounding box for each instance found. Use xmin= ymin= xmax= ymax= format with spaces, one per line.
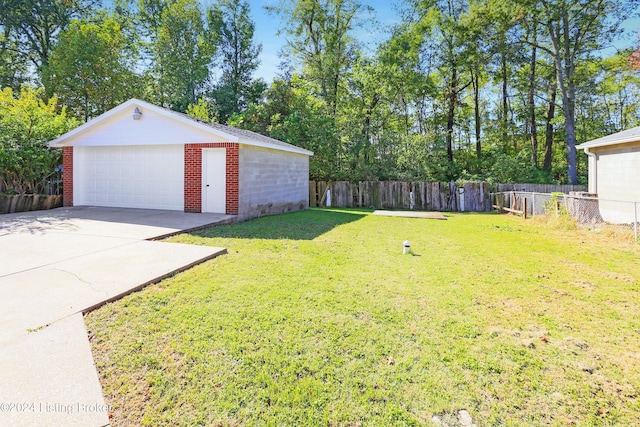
xmin=492 ymin=191 xmax=639 ymax=241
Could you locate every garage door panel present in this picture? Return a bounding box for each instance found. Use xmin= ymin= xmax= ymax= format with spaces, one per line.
xmin=133 ymin=181 xmax=147 ymax=192
xmin=96 ymin=164 xmax=109 ymax=175
xmin=75 ymin=145 xmax=184 ymax=210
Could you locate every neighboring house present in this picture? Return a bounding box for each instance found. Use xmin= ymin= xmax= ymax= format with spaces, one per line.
xmin=49 ymin=99 xmax=313 ymax=221
xmin=577 ymin=127 xmax=640 ymax=224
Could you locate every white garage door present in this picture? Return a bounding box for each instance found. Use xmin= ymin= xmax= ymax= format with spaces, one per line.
xmin=74 ymin=145 xmax=184 ymax=210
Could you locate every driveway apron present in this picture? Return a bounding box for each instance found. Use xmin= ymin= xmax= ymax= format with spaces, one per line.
xmin=0 ymin=207 xmax=229 ymax=426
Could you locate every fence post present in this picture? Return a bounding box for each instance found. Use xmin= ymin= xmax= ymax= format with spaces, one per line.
xmin=532 ymin=193 xmax=536 ymax=217
xmin=634 ymin=201 xmax=638 ymax=241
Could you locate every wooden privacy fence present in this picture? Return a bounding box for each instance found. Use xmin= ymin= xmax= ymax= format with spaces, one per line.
xmin=309 ymin=181 xmax=491 ymax=212
xmin=0 ymin=194 xmax=63 ymax=214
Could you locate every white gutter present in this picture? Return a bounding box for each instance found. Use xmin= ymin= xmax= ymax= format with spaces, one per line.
xmin=584 ymin=147 xmax=598 ymax=194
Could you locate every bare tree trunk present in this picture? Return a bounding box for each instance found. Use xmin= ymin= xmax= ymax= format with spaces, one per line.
xmin=543 ymin=82 xmax=556 ymax=173
xmin=446 ymin=64 xmax=457 ymax=164
xmin=528 ymin=24 xmax=538 ymax=167
xmin=472 ymin=63 xmax=481 ymax=160
xmin=546 ymin=8 xmax=578 ymax=184
xmin=501 ymin=53 xmax=510 ymax=150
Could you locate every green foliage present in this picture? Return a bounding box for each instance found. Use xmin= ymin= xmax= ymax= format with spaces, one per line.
xmin=270 ymin=0 xmax=372 ymax=117
xmin=518 ymin=0 xmax=632 ymax=184
xmin=186 ymin=96 xmax=216 ymax=122
xmin=207 ymin=0 xmax=265 ymax=123
xmin=541 ymin=192 xmax=577 ymax=229
xmin=0 ymin=33 xmax=28 ymax=90
xmin=151 ymin=0 xmax=215 ymax=111
xmin=0 ymin=86 xmax=79 ymax=194
xmin=2 ymin=0 xmax=639 ymax=185
xmin=43 ymin=18 xmax=140 ymax=121
xmin=233 ymin=76 xmax=342 ymax=180
xmin=484 ymin=149 xmax=553 ymax=184
xmin=0 ymin=0 xmax=98 ymax=70
xmin=544 ymin=192 xmax=568 ymax=215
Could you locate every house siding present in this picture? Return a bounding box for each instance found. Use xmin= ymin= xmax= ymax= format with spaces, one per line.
xmin=589 ymin=140 xmax=640 ymax=224
xmin=60 ymin=106 xmax=227 ymax=147
xmin=592 ymin=141 xmax=640 ymax=202
xmin=238 ymin=145 xmax=309 ymax=220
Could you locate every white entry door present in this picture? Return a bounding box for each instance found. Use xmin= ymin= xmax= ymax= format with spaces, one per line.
xmin=202 ymin=148 xmax=226 ymax=213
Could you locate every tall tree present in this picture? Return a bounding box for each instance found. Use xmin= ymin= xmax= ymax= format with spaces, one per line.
xmin=208 ymin=0 xmax=265 ymax=123
xmin=152 ymin=0 xmax=215 ymax=111
xmin=136 ymin=0 xmax=174 ymax=36
xmin=43 ymin=18 xmax=140 ymax=121
xmin=598 ymin=53 xmax=640 ymax=132
xmin=523 ymin=0 xmax=630 ymax=184
xmin=527 ymin=21 xmax=539 ymax=167
xmin=231 ymin=75 xmax=342 ymax=180
xmin=0 ymin=0 xmax=98 ymax=72
xmin=0 ymin=31 xmax=28 ymax=89
xmin=417 ymin=0 xmax=474 ymax=171
xmin=462 ymin=0 xmax=499 ymax=161
xmin=269 ymin=0 xmax=371 ymax=117
xmin=542 ymin=77 xmax=557 ymax=174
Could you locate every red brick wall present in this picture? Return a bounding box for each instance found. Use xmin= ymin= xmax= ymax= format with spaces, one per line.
xmin=226 ymin=145 xmax=239 ymax=214
xmin=184 ymin=143 xmax=239 ymax=215
xmin=62 ymin=146 xmax=73 ymax=207
xmin=184 ymin=145 xmax=201 ymax=213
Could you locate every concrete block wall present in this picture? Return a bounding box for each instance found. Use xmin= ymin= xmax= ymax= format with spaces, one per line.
xmin=238 ymin=145 xmax=309 ymax=220
xmin=592 ymin=141 xmax=640 ymax=203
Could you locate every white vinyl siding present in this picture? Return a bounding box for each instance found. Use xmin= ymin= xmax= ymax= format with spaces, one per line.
xmin=593 ymin=142 xmax=640 ymax=223
xmin=595 ymin=144 xmax=640 ymax=202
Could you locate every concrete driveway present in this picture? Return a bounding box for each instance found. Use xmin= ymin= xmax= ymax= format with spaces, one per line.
xmin=0 ymin=207 xmax=231 ymax=427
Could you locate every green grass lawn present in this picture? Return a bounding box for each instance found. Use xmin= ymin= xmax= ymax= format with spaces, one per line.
xmin=86 ymin=209 xmax=640 ymax=426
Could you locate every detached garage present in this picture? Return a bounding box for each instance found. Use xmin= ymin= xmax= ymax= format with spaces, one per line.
xmin=577 ymin=126 xmax=640 ymax=223
xmin=49 ymin=99 xmax=313 ymax=221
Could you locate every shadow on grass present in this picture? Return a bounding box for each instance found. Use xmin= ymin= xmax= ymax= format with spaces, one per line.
xmin=192 ymin=208 xmax=370 ymax=241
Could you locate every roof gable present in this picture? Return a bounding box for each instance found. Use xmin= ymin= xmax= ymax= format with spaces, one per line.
xmin=49 ymin=99 xmax=313 ymax=156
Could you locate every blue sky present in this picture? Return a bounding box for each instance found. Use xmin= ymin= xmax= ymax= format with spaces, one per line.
xmin=103 ymin=1 xmax=639 ymax=83
xmin=199 ymin=0 xmax=404 ymax=82
xmin=225 ymin=1 xmax=640 ymax=83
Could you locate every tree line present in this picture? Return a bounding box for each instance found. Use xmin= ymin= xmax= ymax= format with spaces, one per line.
xmin=1 ymin=0 xmax=639 ymax=188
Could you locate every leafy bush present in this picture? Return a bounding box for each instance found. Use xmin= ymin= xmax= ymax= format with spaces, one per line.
xmin=543 ymin=192 xmax=568 ymax=216
xmin=0 ymin=86 xmax=79 ymax=194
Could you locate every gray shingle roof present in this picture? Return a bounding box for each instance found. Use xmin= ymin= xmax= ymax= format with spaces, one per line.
xmin=577 ymin=125 xmax=640 ymax=149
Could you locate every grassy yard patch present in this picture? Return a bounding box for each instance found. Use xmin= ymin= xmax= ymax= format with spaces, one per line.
xmin=86 ymin=209 xmax=640 ymax=426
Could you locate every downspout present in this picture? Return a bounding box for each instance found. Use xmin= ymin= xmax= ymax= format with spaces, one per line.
xmin=584 ymin=147 xmax=598 ymax=194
